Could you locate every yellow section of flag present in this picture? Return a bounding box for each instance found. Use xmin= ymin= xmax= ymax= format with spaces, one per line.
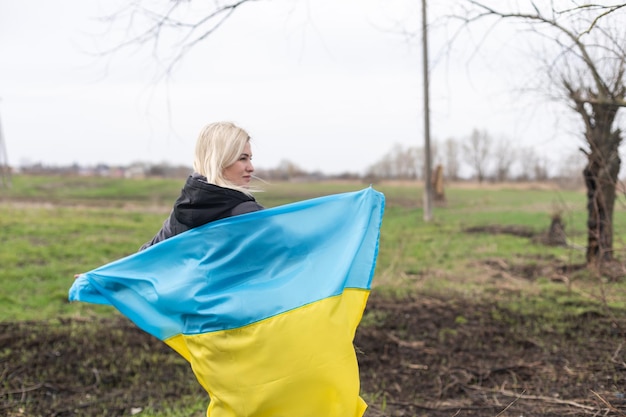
xmin=165 ymin=289 xmax=370 ymax=417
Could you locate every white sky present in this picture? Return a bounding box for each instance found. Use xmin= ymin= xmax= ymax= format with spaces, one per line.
xmin=0 ymin=0 xmax=596 ymax=176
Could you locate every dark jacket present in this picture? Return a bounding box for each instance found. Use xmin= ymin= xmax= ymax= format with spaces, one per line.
xmin=139 ymin=173 xmax=264 ymax=251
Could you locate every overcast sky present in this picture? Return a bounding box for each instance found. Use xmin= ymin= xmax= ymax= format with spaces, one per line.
xmin=0 ymin=0 xmax=593 ymax=175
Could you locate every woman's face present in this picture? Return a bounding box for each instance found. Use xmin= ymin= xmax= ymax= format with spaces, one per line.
xmin=223 ymin=142 xmax=254 ymax=187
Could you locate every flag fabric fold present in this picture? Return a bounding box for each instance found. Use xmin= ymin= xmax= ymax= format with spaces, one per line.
xmin=69 ymin=187 xmax=385 ymax=417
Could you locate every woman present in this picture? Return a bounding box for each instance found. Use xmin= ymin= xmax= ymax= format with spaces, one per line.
xmin=70 ymin=122 xmax=382 ymax=415
xmin=140 ymin=121 xmax=264 ymax=251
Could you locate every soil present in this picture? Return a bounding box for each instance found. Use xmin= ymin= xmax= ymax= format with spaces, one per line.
xmin=2 ymin=289 xmax=625 ymax=417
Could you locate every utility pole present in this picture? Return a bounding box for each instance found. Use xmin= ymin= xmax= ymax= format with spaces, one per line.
xmin=421 ymin=0 xmax=433 ymax=221
xmin=0 ymin=101 xmax=11 ymax=189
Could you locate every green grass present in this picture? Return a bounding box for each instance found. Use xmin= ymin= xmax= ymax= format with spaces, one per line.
xmin=0 ymin=204 xmax=161 ymax=320
xmin=138 ymin=395 xmax=207 ymax=417
xmin=2 ymin=175 xmax=625 ymax=321
xmin=2 ymin=174 xmax=183 ymax=205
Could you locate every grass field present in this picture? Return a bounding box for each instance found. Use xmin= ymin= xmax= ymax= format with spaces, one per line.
xmin=1 ymin=174 xmax=626 ymax=416
xmin=1 ymin=174 xmax=624 ymax=321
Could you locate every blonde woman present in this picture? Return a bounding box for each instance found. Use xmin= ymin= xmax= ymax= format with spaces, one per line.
xmin=140 ymin=121 xmax=264 ymax=250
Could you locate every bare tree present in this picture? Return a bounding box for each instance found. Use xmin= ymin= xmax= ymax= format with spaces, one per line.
xmin=452 ymin=1 xmax=626 ymax=267
xmin=365 ymin=144 xmax=424 ymax=180
xmin=533 ymin=155 xmax=550 ymax=182
xmin=463 ymin=128 xmax=492 ymax=183
xmin=394 ymin=144 xmax=420 ymax=179
xmin=516 ymin=146 xmax=550 ymax=181
xmin=516 ymin=147 xmax=535 ymax=181
xmin=366 ymin=154 xmax=394 ymax=180
xmin=493 ymin=136 xmax=515 ymax=182
xmin=556 ymin=149 xmax=587 ymax=189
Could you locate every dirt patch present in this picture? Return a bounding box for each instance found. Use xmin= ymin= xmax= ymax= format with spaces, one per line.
xmin=464 ymin=221 xmax=572 ymax=248
xmin=464 ymin=225 xmax=537 ymax=239
xmin=478 ymin=255 xmax=588 ymax=283
xmin=359 ymin=294 xmax=626 ymax=416
xmin=2 ymin=293 xmax=625 ymax=417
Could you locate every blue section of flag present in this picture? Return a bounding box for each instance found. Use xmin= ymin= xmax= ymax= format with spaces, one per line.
xmin=69 ymin=187 xmax=385 ymax=341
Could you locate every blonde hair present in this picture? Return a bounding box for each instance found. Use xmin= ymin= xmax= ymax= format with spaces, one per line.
xmin=193 ymin=121 xmax=253 ymax=195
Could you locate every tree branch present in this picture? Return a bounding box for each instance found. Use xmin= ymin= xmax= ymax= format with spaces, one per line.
xmin=95 ymin=0 xmax=262 ymax=78
xmin=465 ymin=0 xmax=614 ymax=98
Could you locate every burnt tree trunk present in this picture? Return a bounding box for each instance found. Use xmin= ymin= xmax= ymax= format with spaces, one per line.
xmin=547 ymin=214 xmax=567 ymax=246
xmin=432 ymin=164 xmax=446 ymax=202
xmin=579 ymin=100 xmax=622 ymax=266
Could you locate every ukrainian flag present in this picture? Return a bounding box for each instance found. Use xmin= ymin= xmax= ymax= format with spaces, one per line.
xmin=69 ymin=187 xmax=385 ymax=417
